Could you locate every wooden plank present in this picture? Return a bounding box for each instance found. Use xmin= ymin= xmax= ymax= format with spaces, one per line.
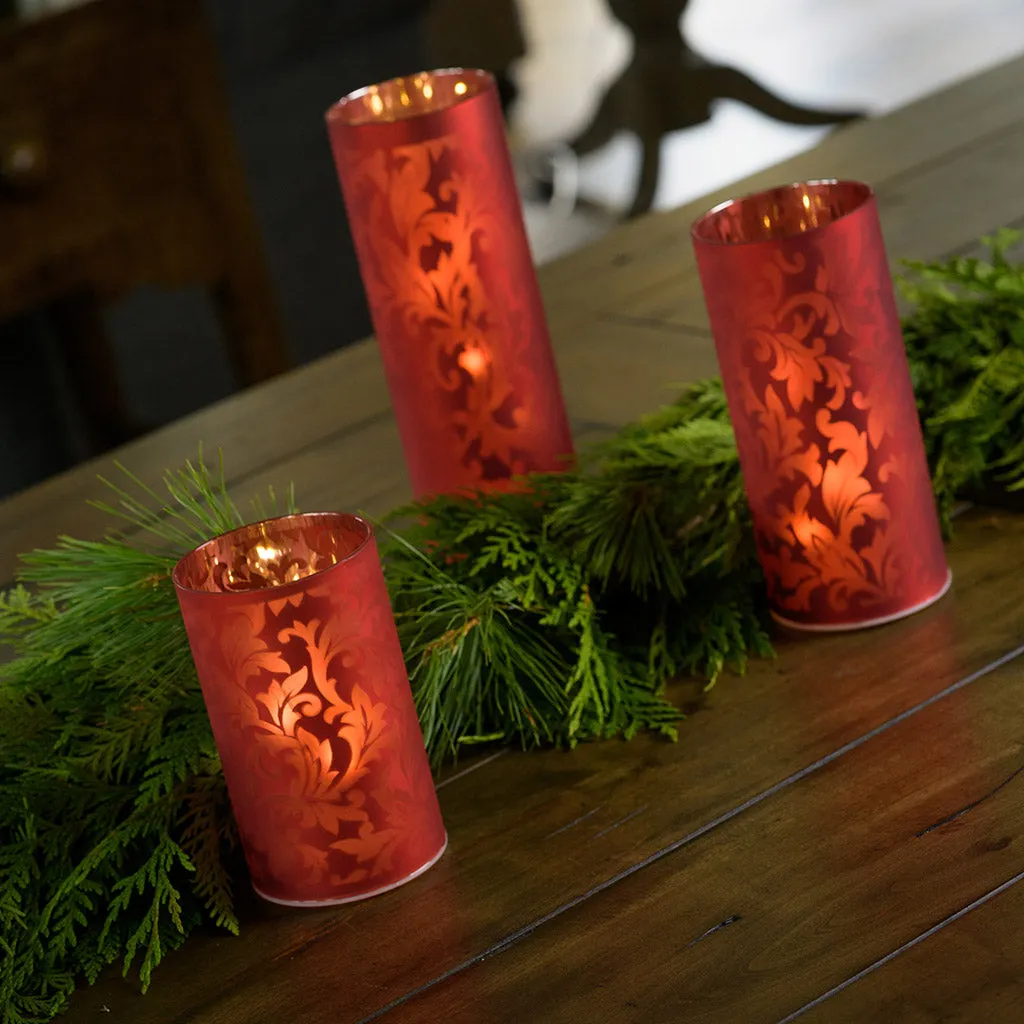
xmin=798 ymin=872 xmax=1024 ymax=1022
xmin=0 ymin=339 xmax=390 ymax=582
xmin=537 ymin=55 xmax=1024 ymax=328
xmin=610 ymin=108 xmax=1024 ymax=331
xmin=61 ymin=509 xmax=1024 ymax=1022
xmin=380 ymin=631 xmax=1024 ymax=1024
xmin=228 ymin=314 xmax=715 ymax=525
xmin=234 ymin=415 xmax=622 ymax=527
xmin=0 ymin=316 xmax=708 ymax=586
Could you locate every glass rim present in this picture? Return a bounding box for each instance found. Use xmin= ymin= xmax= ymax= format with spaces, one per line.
xmin=325 ymin=67 xmax=495 ymax=127
xmin=171 ymin=511 xmax=373 ymax=597
xmin=690 ymin=179 xmax=874 ymax=246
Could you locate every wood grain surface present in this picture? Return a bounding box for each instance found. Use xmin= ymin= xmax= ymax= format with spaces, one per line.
xmin=802 ymin=869 xmax=1024 ymax=1022
xmin=9 ymin=53 xmax=1024 ymax=1024
xmin=391 ymin=638 xmax=1024 ymax=1024
xmin=0 ymin=314 xmax=716 ymax=587
xmin=63 ymin=508 xmax=1024 ymax=1022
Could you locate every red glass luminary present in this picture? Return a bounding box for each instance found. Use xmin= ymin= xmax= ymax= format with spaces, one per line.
xmin=325 ymin=69 xmax=574 ymax=497
xmin=692 ymin=180 xmax=951 ymax=631
xmin=173 ymin=513 xmax=447 ymax=906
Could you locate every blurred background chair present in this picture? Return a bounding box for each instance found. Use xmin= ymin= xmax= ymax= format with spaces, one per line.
xmin=0 ymin=0 xmax=288 ymax=453
xmin=2 ymin=0 xmax=1023 ymax=499
xmin=568 ymin=0 xmax=863 ymax=218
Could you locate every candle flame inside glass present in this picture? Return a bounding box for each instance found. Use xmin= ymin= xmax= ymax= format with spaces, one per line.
xmin=457 ymin=346 xmax=488 ymax=378
xmin=216 ymin=540 xmax=340 ymax=592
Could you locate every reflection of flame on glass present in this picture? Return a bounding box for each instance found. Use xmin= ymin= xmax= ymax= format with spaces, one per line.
xmin=219 ymin=540 xmax=324 ymax=591
xmin=453 ymin=81 xmax=467 ymax=96
xmin=458 ymin=346 xmax=488 ymax=379
xmin=789 ymin=514 xmax=817 ymax=550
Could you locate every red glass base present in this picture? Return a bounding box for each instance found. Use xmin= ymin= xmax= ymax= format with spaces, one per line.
xmin=771 ymin=569 xmax=952 ymax=633
xmin=253 ymin=833 xmax=448 ymax=908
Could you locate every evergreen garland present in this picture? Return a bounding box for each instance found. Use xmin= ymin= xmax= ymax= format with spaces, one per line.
xmin=1 ymin=234 xmax=1024 ymax=1021
xmin=900 ymin=228 xmax=1024 ymax=522
xmin=385 ymin=378 xmax=769 ymax=768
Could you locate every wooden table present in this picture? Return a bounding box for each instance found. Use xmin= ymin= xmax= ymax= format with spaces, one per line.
xmin=6 ymin=55 xmax=1024 ymax=1024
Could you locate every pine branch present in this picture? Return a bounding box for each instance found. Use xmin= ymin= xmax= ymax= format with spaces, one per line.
xmin=176 ymin=772 xmax=238 ymax=936
xmin=0 ymin=455 xmax=294 ymax=1022
xmin=899 ymin=229 xmax=1024 ymax=524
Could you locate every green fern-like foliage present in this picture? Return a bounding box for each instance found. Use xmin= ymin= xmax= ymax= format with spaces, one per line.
xmin=0 ymin=458 xmax=291 ymax=1023
xmin=383 ymin=379 xmax=769 ymax=769
xmin=900 ymin=228 xmax=1024 ymax=527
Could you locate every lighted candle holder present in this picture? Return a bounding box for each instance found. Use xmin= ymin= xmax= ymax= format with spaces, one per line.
xmin=325 ymin=68 xmax=574 ymax=497
xmin=173 ymin=513 xmax=447 ymax=906
xmin=692 ymin=180 xmax=951 ymax=631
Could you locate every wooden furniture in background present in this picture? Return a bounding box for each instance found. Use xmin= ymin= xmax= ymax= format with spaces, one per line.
xmin=0 ymin=0 xmax=289 ymax=449
xmin=572 ymin=0 xmax=863 ymax=217
xmin=3 ymin=54 xmax=1024 ymax=1023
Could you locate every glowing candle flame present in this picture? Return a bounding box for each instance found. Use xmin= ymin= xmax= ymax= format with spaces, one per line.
xmin=789 ymin=515 xmax=817 ymax=549
xmin=458 ymin=347 xmax=488 ymax=378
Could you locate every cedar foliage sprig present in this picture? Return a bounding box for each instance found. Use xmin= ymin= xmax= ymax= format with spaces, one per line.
xmin=0 ymin=459 xmax=292 ymax=1023
xmin=900 ymin=228 xmax=1024 ymax=527
xmin=2 ymin=234 xmax=1024 ymax=1019
xmin=383 ymin=379 xmax=769 ymax=768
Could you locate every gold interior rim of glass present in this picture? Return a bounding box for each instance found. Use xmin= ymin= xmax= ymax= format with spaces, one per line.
xmin=691 ymin=179 xmax=873 ymax=245
xmin=326 ymin=68 xmax=494 ymax=126
xmin=172 ymin=511 xmax=372 ymax=596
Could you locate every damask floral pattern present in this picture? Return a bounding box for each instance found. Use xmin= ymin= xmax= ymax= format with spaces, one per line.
xmin=327 ymin=72 xmax=573 ymax=497
xmin=694 ymin=185 xmax=949 ymax=628
xmin=175 ymin=514 xmax=446 ymax=905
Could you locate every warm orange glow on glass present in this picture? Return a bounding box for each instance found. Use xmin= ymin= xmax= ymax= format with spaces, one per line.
xmin=325 ymin=69 xmax=574 ymax=496
xmin=788 ymin=514 xmax=816 ymax=550
xmin=174 ymin=513 xmax=447 ymax=905
xmin=692 ymin=180 xmax=950 ymax=630
xmin=458 ymin=346 xmax=488 ymax=378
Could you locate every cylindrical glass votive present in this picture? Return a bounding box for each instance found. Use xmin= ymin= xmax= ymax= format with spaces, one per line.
xmin=173 ymin=513 xmax=447 ymax=906
xmin=692 ymin=180 xmax=951 ymax=631
xmin=325 ymin=68 xmax=574 ymax=497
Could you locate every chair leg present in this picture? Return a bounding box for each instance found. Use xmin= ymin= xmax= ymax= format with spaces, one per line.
xmin=212 ymin=267 xmax=291 ymax=388
xmin=47 ymin=290 xmax=137 ymax=452
xmin=569 ymin=93 xmax=621 ymax=157
xmin=705 ymin=65 xmax=864 ymax=127
xmin=172 ymin=0 xmax=292 ymax=388
xmin=628 ymin=128 xmax=663 ymax=219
